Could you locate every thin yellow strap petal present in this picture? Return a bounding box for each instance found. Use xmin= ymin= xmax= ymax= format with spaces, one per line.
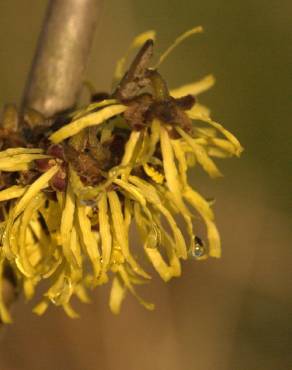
xmin=187 ymin=113 xmax=243 ymax=156
xmin=0 ymin=185 xmax=27 ymax=202
xmin=129 ymin=176 xmax=161 ymax=204
xmin=60 ymin=183 xmax=78 ymax=269
xmin=171 ymin=139 xmax=188 ymax=187
xmin=50 ymin=105 xmax=126 ymax=143
xmin=63 ymin=302 xmax=79 ymax=319
xmin=0 ymin=147 xmax=44 ymax=158
xmin=113 ymin=179 xmax=147 ymax=207
xmin=143 ymin=163 xmax=164 ymax=184
xmin=46 ymin=272 xmax=73 ymax=306
xmin=114 ymin=179 xmax=155 ymax=226
xmin=71 ymin=99 xmax=117 ymax=120
xmin=205 ymin=218 xmax=221 ymax=258
xmin=18 ymin=194 xmax=46 ymax=277
xmin=69 ymin=226 xmax=83 ymax=270
xmin=183 ymin=186 xmax=214 ymax=221
xmin=114 ymin=30 xmax=156 ymax=80
xmin=170 ymin=75 xmax=215 ymax=98
xmin=14 ymin=166 xmax=59 ymax=218
xmin=209 ymin=138 xmax=240 ymax=156
xmin=33 ymin=298 xmax=50 ymax=316
xmin=156 ymin=203 xmax=187 ymax=259
xmin=0 ymin=260 xmax=13 ymax=323
xmin=132 ymin=30 xmax=156 ymax=48
xmin=176 ymin=126 xmax=222 ymax=178
xmin=160 ymin=126 xmax=182 ymax=198
xmin=108 ymin=191 xmax=150 ymax=279
xmin=158 ymin=224 xmax=181 ymax=278
xmin=156 ymin=26 xmax=203 ymax=67
xmin=144 ymin=247 xmax=172 ymax=282
xmin=121 ymin=131 xmax=141 ymax=167
xmin=109 ymin=276 xmax=127 ymax=314
xmin=0 ymin=153 xmax=50 ymax=172
xmin=143 ymin=118 xmax=161 ymax=161
xmin=23 ymin=278 xmax=36 ymax=300
xmin=184 ymin=186 xmax=221 ymax=258
xmin=98 ymin=192 xmax=112 ymax=272
xmin=74 ymin=284 xmax=91 ymax=304
xmin=77 ymin=205 xmax=101 ymax=278
xmin=117 ymin=265 xmax=154 ymax=310
xmin=129 ymin=176 xmax=187 ymax=259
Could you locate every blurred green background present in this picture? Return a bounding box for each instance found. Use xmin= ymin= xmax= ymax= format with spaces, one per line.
xmin=0 ymin=1 xmax=291 ymax=370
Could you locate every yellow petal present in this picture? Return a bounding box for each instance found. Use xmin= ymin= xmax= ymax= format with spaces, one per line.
xmin=129 ymin=176 xmax=161 ymax=204
xmin=184 ymin=186 xmax=221 ymax=258
xmin=0 ymin=154 xmax=50 ymax=172
xmin=33 ymin=298 xmax=49 ymax=316
xmin=69 ymin=226 xmax=83 ymax=270
xmin=63 ymin=302 xmax=79 ymax=319
xmin=50 ymin=104 xmax=126 ymax=143
xmin=207 ymin=147 xmax=233 ymax=158
xmin=132 ymin=30 xmax=156 ymax=48
xmin=143 ymin=118 xmax=161 ymax=161
xmin=205 ymin=218 xmax=221 ymax=258
xmin=156 ymin=203 xmax=187 ymax=259
xmin=0 ymin=147 xmax=44 ymax=158
xmin=171 ymin=75 xmax=215 ymax=98
xmin=71 ymin=99 xmax=117 ymax=120
xmin=152 ymin=214 xmax=181 ymax=278
xmin=188 ymin=103 xmax=211 ymax=117
xmin=183 ymin=186 xmax=214 ymax=220
xmin=113 ymin=179 xmax=147 ymax=208
xmin=77 ymin=205 xmax=101 ymax=278
xmin=209 ymin=138 xmax=240 ymax=156
xmin=74 ymin=284 xmax=91 ymax=304
xmin=98 ymin=192 xmax=112 ymax=272
xmin=18 ymin=194 xmax=46 ymax=277
xmin=46 ymin=271 xmax=73 ymax=306
xmin=187 ymin=113 xmax=243 ymax=156
xmin=108 ymin=190 xmax=150 ymax=279
xmin=14 ymin=166 xmax=59 ymax=218
xmin=143 ymin=163 xmax=164 ymax=184
xmin=114 ymin=30 xmax=156 ymax=80
xmin=144 ymin=247 xmax=172 ymax=282
xmin=156 ymin=26 xmax=203 ymax=67
xmin=117 ymin=265 xmax=154 ymax=310
xmin=121 ymin=131 xmax=141 ymax=165
xmin=109 ymin=276 xmax=127 ymax=314
xmin=171 ymin=139 xmax=188 ymax=187
xmin=160 ymin=126 xmax=182 ymax=199
xmin=129 ymin=176 xmax=187 ymax=259
xmin=60 ymin=183 xmax=79 ymax=269
xmin=0 ymin=259 xmax=13 ymax=323
xmin=134 ymin=203 xmax=170 ymax=280
xmin=176 ymin=126 xmax=222 ymax=178
xmin=0 ymin=185 xmax=27 ymax=202
xmin=23 ymin=278 xmax=36 ymax=300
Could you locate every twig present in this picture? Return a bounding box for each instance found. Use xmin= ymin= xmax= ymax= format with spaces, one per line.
xmin=1 ymin=0 xmax=103 ymax=324
xmin=23 ymin=0 xmax=104 ymax=117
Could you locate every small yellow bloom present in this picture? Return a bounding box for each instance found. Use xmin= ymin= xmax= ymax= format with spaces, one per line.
xmin=0 ymin=27 xmax=243 ymax=322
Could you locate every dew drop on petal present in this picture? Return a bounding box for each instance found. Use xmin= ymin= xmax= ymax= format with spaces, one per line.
xmin=189 ymin=236 xmax=206 ymax=259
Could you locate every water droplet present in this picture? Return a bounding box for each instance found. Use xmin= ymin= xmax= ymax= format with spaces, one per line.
xmin=189 ymin=236 xmax=206 ymax=259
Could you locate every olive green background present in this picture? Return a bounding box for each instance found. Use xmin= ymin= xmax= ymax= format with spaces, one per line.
xmin=0 ymin=1 xmax=291 ymax=370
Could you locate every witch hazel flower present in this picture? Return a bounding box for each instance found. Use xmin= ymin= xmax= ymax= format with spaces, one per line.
xmin=0 ymin=27 xmax=243 ymax=322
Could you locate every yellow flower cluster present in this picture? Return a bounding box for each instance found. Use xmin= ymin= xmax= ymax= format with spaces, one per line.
xmin=0 ymin=28 xmax=242 ymax=323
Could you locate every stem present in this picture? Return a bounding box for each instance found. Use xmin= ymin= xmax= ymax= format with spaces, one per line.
xmin=1 ymin=0 xmax=103 ymax=325
xmin=22 ymin=0 xmax=104 ymax=118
